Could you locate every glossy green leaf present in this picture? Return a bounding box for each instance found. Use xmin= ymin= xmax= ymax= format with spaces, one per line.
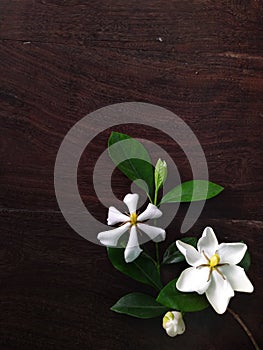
xmin=157 ymin=278 xmax=209 ymax=312
xmin=108 ymin=132 xmax=154 ymax=199
xmin=160 ymin=180 xmax=224 ymax=204
xmin=238 ymin=247 xmax=251 ymax=272
xmin=107 ymin=248 xmax=163 ymax=291
xmin=111 ymin=292 xmax=169 ymax=318
xmin=154 ymin=158 xmax=167 ymax=192
xmin=162 ymin=237 xmax=198 ymax=265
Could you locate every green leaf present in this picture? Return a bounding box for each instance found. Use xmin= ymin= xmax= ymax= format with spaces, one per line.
xmin=107 ymin=248 xmax=163 ymax=291
xmin=111 ymin=292 xmax=169 ymax=318
xmin=238 ymin=248 xmax=251 ymax=272
xmin=157 ymin=278 xmax=209 ymax=312
xmin=108 ymin=132 xmax=154 ymax=199
xmin=154 ymin=158 xmax=167 ymax=192
xmin=160 ymin=180 xmax=224 ymax=204
xmin=162 ymin=237 xmax=198 ymax=265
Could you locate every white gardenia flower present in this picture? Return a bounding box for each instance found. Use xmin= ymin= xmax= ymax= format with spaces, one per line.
xmin=162 ymin=311 xmax=185 ymax=337
xmin=97 ymin=193 xmax=166 ymax=263
xmin=176 ymin=227 xmax=254 ymax=314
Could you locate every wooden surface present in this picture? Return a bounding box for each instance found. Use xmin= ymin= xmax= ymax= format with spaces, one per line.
xmin=1 ymin=1 xmax=263 ymax=349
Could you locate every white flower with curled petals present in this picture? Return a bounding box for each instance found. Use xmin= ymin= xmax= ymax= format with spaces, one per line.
xmin=162 ymin=311 xmax=185 ymax=337
xmin=176 ymin=227 xmax=254 ymax=314
xmin=97 ymin=193 xmax=166 ymax=263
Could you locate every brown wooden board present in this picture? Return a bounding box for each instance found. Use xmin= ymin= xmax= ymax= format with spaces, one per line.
xmin=1 ymin=1 xmax=262 ymax=349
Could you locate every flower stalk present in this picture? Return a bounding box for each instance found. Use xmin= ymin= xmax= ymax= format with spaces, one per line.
xmin=153 ymin=163 xmax=163 ymax=274
xmin=228 ymin=308 xmax=260 ymax=350
xmin=155 ymin=242 xmax=160 ymax=273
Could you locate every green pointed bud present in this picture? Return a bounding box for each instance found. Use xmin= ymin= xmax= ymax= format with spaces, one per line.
xmin=154 ymin=158 xmax=167 ymax=193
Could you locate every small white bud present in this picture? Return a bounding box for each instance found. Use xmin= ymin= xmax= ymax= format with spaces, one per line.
xmin=162 ymin=311 xmax=185 ymax=337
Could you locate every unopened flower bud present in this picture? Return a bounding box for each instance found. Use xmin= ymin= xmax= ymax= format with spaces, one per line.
xmin=162 ymin=311 xmax=185 ymax=337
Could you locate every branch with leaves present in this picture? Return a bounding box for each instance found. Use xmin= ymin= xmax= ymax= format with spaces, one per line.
xmin=96 ymin=132 xmax=257 ymax=348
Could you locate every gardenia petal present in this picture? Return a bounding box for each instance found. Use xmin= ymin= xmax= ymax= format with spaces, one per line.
xmin=176 ymin=266 xmax=211 ymax=294
xmin=97 ymin=222 xmax=131 ymax=247
xmin=176 ymin=240 xmax=204 ymax=266
xmin=124 ymin=225 xmax=143 ymax=263
xmin=166 ymin=324 xmax=177 ymax=337
xmin=107 ymin=206 xmax=129 ymax=225
xmin=137 ymin=223 xmax=165 ymax=242
xmin=176 ymin=321 xmax=185 ymax=335
xmin=137 ymin=203 xmax=162 ymax=221
xmin=166 ymin=319 xmax=185 ymax=337
xmin=217 ymin=243 xmax=247 ymax=265
xmin=220 ymin=265 xmax=254 ymax=293
xmin=205 ymin=271 xmax=234 ymax=314
xmin=197 ymin=227 xmax=218 ymax=257
xmin=123 ymin=193 xmax=139 ymax=214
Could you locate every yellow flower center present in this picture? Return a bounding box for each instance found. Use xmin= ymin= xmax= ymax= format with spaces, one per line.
xmin=197 ymin=251 xmax=227 ymax=282
xmin=130 ymin=212 xmax=138 ymax=226
xmin=209 ymin=253 xmax=220 ymax=268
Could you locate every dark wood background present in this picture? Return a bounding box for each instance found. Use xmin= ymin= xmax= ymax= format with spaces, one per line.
xmin=1 ymin=0 xmax=263 ymax=349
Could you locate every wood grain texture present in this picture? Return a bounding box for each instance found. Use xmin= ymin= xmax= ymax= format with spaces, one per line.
xmin=0 ymin=0 xmax=262 ymax=349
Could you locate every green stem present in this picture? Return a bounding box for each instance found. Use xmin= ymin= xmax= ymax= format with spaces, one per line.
xmin=153 ymin=189 xmax=160 ymax=274
xmin=154 ymin=190 xmax=158 ymax=207
xmin=155 ymin=242 xmax=160 ymax=273
xmin=147 ymin=191 xmax=153 ymax=204
xmin=227 ymin=308 xmax=260 ymax=350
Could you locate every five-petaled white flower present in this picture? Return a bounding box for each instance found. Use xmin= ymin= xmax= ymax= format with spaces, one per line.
xmin=97 ymin=193 xmax=166 ymax=263
xmin=162 ymin=311 xmax=186 ymax=337
xmin=176 ymin=227 xmax=254 ymax=314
